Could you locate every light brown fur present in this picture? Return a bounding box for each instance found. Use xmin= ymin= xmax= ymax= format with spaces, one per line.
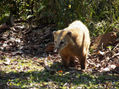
xmin=53 ymin=20 xmax=90 ymax=69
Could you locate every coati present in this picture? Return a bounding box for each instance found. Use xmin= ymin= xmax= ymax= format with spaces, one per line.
xmin=53 ymin=20 xmax=90 ymax=69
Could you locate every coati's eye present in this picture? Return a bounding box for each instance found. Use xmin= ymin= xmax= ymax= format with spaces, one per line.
xmin=60 ymin=41 xmax=64 ymax=45
xmin=54 ymin=41 xmax=56 ymax=43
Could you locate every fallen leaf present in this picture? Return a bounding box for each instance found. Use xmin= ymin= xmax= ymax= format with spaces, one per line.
xmin=4 ymin=58 xmax=11 ymax=65
xmin=110 ymin=65 xmax=116 ymax=69
xmin=58 ymin=70 xmax=63 ymax=73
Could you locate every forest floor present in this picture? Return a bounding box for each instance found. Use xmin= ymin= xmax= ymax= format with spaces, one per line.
xmin=0 ymin=23 xmax=119 ymax=89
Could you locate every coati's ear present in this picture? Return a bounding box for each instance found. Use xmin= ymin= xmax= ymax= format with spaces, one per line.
xmin=53 ymin=31 xmax=56 ymax=36
xmin=53 ymin=31 xmax=56 ymax=34
xmin=67 ymin=31 xmax=75 ymax=45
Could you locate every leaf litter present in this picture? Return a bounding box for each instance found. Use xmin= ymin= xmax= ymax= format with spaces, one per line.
xmin=0 ymin=23 xmax=119 ymax=89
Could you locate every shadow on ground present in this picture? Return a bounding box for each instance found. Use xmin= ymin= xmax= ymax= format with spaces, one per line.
xmin=0 ymin=62 xmax=119 ymax=89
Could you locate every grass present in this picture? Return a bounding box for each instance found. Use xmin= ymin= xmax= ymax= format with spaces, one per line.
xmin=0 ymin=56 xmax=119 ymax=89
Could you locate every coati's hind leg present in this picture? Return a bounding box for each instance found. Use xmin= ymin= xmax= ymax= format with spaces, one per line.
xmin=80 ymin=46 xmax=89 ymax=70
xmin=77 ymin=54 xmax=87 ymax=70
xmin=80 ymin=56 xmax=86 ymax=69
xmin=80 ymin=55 xmax=87 ymax=70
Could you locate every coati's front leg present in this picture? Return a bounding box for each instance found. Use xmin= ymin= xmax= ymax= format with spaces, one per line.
xmin=60 ymin=54 xmax=70 ymax=67
xmin=61 ymin=56 xmax=76 ymax=67
xmin=69 ymin=56 xmax=76 ymax=67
